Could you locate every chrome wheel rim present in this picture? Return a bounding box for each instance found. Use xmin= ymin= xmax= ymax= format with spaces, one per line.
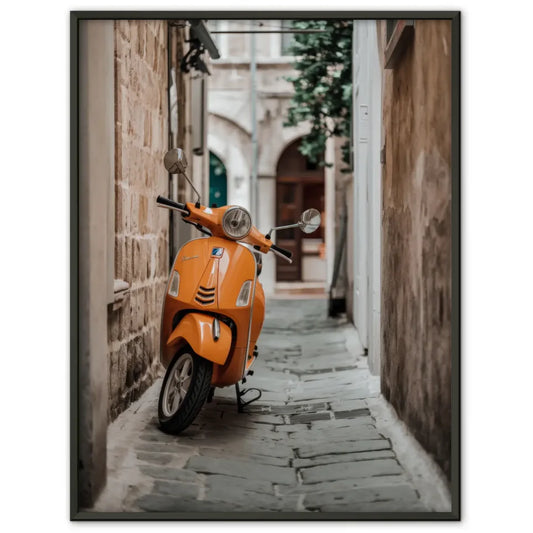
xmin=161 ymin=353 xmax=193 ymax=417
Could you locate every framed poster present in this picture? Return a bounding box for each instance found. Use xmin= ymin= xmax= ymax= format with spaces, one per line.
xmin=71 ymin=10 xmax=460 ymax=520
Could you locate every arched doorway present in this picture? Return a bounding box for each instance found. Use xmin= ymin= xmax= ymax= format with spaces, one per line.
xmin=209 ymin=151 xmax=227 ymax=207
xmin=276 ymin=139 xmax=325 ymax=282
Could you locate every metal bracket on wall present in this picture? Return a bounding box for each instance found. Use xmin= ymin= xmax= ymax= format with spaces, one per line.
xmin=179 ymin=19 xmax=220 ymax=75
xmin=180 ymin=38 xmax=210 ymax=75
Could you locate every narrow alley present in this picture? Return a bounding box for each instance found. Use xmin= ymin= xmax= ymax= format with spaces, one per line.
xmin=94 ymin=298 xmax=450 ymax=514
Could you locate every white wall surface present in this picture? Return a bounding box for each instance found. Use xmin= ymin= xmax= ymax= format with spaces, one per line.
xmin=352 ymin=21 xmax=383 ymax=375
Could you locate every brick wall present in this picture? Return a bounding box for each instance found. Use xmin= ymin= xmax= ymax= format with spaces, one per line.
xmin=379 ymin=20 xmax=452 ymax=478
xmin=107 ymin=20 xmax=169 ymax=420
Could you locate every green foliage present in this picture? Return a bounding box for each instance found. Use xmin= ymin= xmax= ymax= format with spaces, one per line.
xmin=284 ymin=20 xmax=352 ymax=168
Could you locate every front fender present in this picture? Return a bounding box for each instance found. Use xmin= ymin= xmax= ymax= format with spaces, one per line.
xmin=166 ymin=313 xmax=232 ymax=366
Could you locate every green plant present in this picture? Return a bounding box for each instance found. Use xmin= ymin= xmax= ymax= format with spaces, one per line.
xmin=284 ymin=20 xmax=352 ymax=168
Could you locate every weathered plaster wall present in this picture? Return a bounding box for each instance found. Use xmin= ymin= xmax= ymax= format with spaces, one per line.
xmin=107 ymin=20 xmax=169 ymax=420
xmin=379 ymin=20 xmax=452 ymax=477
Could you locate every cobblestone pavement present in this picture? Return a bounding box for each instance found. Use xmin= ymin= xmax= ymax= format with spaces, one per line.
xmin=94 ymin=299 xmax=450 ymax=515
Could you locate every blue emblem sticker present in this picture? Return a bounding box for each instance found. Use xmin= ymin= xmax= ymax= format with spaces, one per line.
xmin=211 ymin=247 xmax=224 ymax=257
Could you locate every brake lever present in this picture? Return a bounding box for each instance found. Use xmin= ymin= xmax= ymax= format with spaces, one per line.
xmin=269 ymin=247 xmax=293 ymax=264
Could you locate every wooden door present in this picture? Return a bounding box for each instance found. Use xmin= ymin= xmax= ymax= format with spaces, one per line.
xmin=275 ymin=138 xmax=325 ymax=282
xmin=275 ymin=182 xmax=302 ymax=281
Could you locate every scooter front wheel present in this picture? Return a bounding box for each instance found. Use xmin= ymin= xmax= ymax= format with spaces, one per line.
xmin=158 ymin=348 xmax=213 ymax=434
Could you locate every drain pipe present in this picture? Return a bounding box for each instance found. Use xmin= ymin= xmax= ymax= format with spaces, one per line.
xmin=250 ymin=32 xmax=258 ymax=215
xmin=329 ymin=201 xmax=348 ymax=316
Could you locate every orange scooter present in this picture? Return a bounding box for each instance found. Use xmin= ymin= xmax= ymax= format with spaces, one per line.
xmin=156 ymin=148 xmax=321 ymax=434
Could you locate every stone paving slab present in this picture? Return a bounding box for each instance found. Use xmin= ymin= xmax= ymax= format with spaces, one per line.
xmin=94 ymin=298 xmax=449 ymax=515
xmin=139 ymin=464 xmax=202 ymax=482
xmin=188 ymin=441 xmax=290 ymax=459
xmin=186 ymin=456 xmax=297 ymax=485
xmin=197 ymin=441 xmax=294 ymax=461
xmin=293 ymin=449 xmax=396 ymax=468
xmin=328 ymin=399 xmax=368 ymax=411
xmin=206 ymin=474 xmax=274 ymax=495
xmin=315 ymin=500 xmax=428 ymax=513
xmin=296 ymin=438 xmax=392 ymax=458
xmin=277 ymin=474 xmax=412 ymax=495
xmin=288 ymin=427 xmax=383 ymax=444
xmin=289 ymin=411 xmax=331 ymax=424
xmin=198 ymin=449 xmax=291 ymax=467
xmin=312 ymin=413 xmax=373 ymax=427
xmin=303 ymin=483 xmax=420 ymax=509
xmin=196 ymin=425 xmax=287 ymax=442
xmin=299 ymin=458 xmax=404 ymax=484
xmin=310 ymin=417 xmax=370 ymax=429
xmin=136 ymin=494 xmax=255 ymax=513
xmin=150 ymin=479 xmax=200 ymax=500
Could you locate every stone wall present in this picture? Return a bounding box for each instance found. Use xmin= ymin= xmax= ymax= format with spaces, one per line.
xmin=379 ymin=20 xmax=452 ymax=478
xmin=107 ymin=20 xmax=170 ymax=420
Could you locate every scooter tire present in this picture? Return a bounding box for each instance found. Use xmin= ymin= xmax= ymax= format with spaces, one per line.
xmin=158 ymin=348 xmax=213 ymax=434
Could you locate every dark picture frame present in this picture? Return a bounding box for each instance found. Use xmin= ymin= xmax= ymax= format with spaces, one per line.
xmin=71 ymin=10 xmax=460 ymax=520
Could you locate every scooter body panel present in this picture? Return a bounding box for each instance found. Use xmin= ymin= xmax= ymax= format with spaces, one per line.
xmin=166 ymin=313 xmax=232 ymax=365
xmin=160 ymin=236 xmax=264 ymax=387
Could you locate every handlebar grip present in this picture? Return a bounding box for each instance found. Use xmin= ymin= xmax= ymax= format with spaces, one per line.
xmin=270 ymin=243 xmax=293 ymax=259
xmin=156 ymin=195 xmax=189 ymax=214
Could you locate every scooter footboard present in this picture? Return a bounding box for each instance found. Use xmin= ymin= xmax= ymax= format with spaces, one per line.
xmin=165 ymin=313 xmax=232 ymax=366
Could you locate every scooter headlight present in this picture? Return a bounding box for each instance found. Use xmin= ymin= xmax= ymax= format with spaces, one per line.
xmin=222 ymin=206 xmax=252 ymax=240
xmin=168 ymin=270 xmax=180 ymax=297
xmin=236 ymin=280 xmax=252 ymax=307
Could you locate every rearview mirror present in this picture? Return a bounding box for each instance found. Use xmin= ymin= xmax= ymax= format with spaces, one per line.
xmin=298 ymin=208 xmax=321 ymax=234
xmin=164 ymin=148 xmax=188 ymax=174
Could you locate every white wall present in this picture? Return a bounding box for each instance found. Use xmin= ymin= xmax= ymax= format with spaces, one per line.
xmin=257 ymin=175 xmax=276 ymax=294
xmin=325 ymin=135 xmax=336 ymax=287
xmin=352 ymin=21 xmax=383 ymax=375
xmin=207 ymin=119 xmax=251 ymax=210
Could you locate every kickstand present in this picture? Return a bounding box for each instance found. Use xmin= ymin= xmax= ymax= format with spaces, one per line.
xmin=235 ymin=382 xmax=262 ymax=413
xmin=206 ymin=387 xmax=215 ymax=403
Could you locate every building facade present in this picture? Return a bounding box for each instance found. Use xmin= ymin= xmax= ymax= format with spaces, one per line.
xmin=206 ymin=20 xmax=328 ymax=294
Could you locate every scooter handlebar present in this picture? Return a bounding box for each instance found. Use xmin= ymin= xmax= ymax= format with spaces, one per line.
xmin=156 ymin=195 xmax=190 ymax=215
xmin=270 ymin=243 xmax=293 ymax=263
